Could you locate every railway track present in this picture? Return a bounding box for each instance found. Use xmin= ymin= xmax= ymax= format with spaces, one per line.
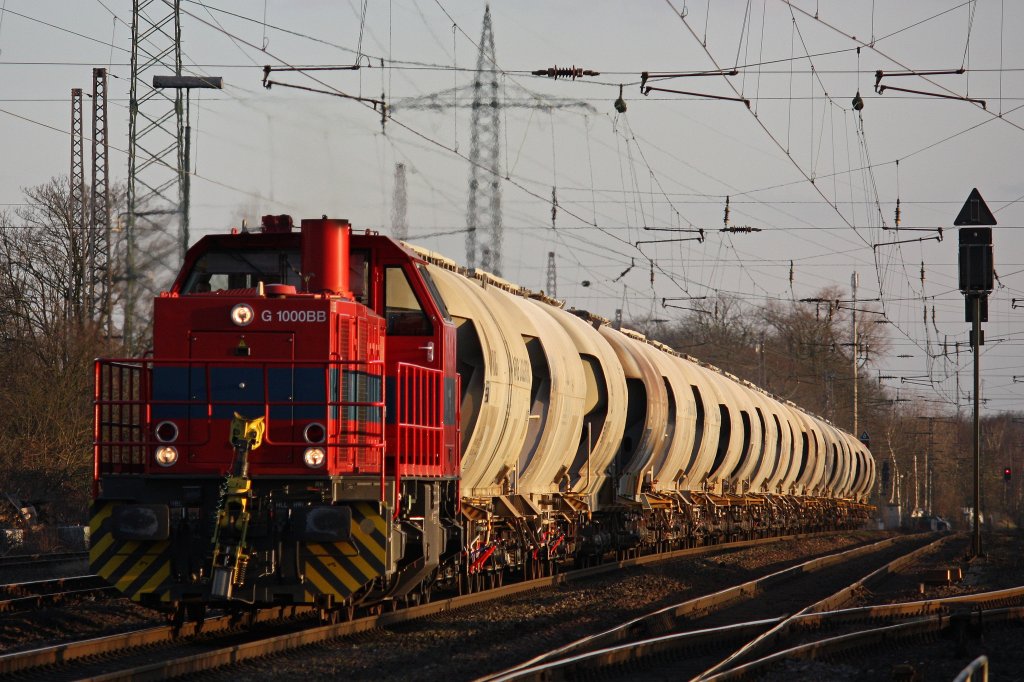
xmin=704 ymin=600 xmax=1024 ymax=680
xmin=0 ymin=551 xmax=87 ymax=571
xmin=0 ymin=575 xmax=113 ymax=612
xmin=0 ymin=531 xmax=846 ymax=680
xmin=482 ymin=533 xmax=956 ymax=680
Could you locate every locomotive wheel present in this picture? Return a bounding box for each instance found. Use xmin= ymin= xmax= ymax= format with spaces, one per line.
xmin=186 ymin=603 xmax=207 ymax=629
xmin=319 ymin=607 xmax=341 ymax=625
xmin=168 ymin=602 xmax=186 ymax=630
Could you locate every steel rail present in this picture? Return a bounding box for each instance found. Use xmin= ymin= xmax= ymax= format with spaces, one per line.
xmin=0 ymin=574 xmax=101 ymax=595
xmin=483 ymin=584 xmax=1024 ymax=682
xmin=0 ymin=550 xmax=88 ymax=569
xmin=790 ymin=584 xmax=1024 ymax=629
xmin=6 ymin=531 xmax=842 ymax=680
xmin=0 ymin=577 xmax=116 ymax=610
xmin=699 ymin=533 xmax=955 ymax=679
xmin=0 ymin=605 xmax=311 ymax=675
xmin=481 ymin=533 xmax=923 ymax=681
xmin=704 ymin=608 xmax=1024 ymax=681
xmin=953 ymin=655 xmax=990 ymax=682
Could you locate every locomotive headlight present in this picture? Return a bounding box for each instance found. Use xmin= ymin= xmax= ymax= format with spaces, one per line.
xmin=303 ymin=422 xmax=326 ymax=444
xmin=154 ymin=445 xmax=179 ymax=467
xmin=230 ymin=303 xmax=255 ymax=327
xmin=303 ymin=446 xmax=327 ymax=468
xmin=155 ymin=421 xmax=179 ymax=443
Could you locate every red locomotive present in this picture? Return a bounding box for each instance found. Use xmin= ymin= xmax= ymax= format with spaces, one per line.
xmin=90 ymin=214 xmax=874 ymax=622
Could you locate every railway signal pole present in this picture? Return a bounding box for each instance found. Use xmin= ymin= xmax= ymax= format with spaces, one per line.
xmin=955 ymin=188 xmax=996 ymax=558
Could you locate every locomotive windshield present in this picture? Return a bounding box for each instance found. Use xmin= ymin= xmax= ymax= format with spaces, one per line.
xmin=182 ymin=249 xmax=302 ymax=293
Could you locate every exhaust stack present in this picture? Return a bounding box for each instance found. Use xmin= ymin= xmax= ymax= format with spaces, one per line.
xmin=300 ymin=218 xmax=352 ymax=298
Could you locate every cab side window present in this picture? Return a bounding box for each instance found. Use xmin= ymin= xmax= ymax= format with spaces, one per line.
xmin=385 ymin=267 xmax=432 ymax=336
xmin=350 ymin=250 xmax=371 ymax=306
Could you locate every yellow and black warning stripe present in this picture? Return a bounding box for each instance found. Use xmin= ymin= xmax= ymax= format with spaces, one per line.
xmin=301 ymin=501 xmax=387 ymax=602
xmin=89 ymin=502 xmax=174 ymax=603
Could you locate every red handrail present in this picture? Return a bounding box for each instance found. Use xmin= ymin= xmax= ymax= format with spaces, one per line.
xmin=94 ymin=356 xmax=385 ymax=477
xmin=395 ymin=362 xmax=445 ymax=472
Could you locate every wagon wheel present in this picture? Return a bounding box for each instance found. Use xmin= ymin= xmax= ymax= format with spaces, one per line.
xmin=168 ymin=602 xmax=186 ymax=630
xmin=319 ymin=607 xmax=341 ymax=624
xmin=186 ymin=603 xmax=207 ymax=629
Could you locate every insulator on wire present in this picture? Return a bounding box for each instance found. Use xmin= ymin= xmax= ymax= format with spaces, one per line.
xmin=531 ymin=65 xmax=600 ymax=80
xmin=614 ymin=84 xmax=627 ymax=113
xmin=895 ymin=198 xmax=901 ymax=227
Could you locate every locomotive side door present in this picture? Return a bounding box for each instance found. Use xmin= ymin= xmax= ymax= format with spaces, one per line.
xmin=382 ymin=264 xmax=438 ymax=369
xmin=376 ymin=260 xmax=458 ymax=477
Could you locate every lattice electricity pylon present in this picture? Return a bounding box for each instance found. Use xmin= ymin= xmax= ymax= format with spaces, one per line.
xmin=466 ymin=6 xmax=503 ymax=275
xmin=91 ymin=68 xmax=112 ymax=333
xmin=391 ymin=162 xmax=409 ymax=241
xmin=127 ymin=0 xmax=184 ymax=343
xmin=546 ymin=251 xmax=557 ymax=298
xmin=390 ymin=8 xmax=593 ymax=276
xmin=70 ymin=88 xmax=87 ymax=321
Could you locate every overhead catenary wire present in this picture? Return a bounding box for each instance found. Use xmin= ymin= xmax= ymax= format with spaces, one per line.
xmin=5 ymin=3 xmax=1024 ymax=409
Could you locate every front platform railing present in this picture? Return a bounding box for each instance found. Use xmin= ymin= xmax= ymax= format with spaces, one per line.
xmin=94 ymin=357 xmax=385 ymax=476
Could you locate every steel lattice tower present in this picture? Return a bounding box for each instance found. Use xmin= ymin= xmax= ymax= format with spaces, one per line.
xmin=127 ymin=0 xmax=184 ymax=344
xmin=70 ymin=88 xmax=87 ymax=321
xmin=91 ymin=68 xmax=112 ymax=333
xmin=465 ymin=5 xmax=503 ymax=275
xmin=546 ymin=251 xmax=557 ymax=298
xmin=391 ymin=162 xmax=409 ymax=241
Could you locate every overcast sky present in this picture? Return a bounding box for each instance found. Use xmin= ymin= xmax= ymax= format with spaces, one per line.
xmin=1 ymin=1 xmax=1023 ymax=414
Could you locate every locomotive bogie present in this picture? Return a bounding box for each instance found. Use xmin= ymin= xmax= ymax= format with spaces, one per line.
xmin=89 ymin=477 xmax=390 ymax=609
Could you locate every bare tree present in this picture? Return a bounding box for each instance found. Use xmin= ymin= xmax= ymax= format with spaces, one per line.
xmin=0 ymin=176 xmax=174 ymax=521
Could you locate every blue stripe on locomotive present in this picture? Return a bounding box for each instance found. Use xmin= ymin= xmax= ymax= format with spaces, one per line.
xmin=151 ymin=367 xmax=381 ymax=423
